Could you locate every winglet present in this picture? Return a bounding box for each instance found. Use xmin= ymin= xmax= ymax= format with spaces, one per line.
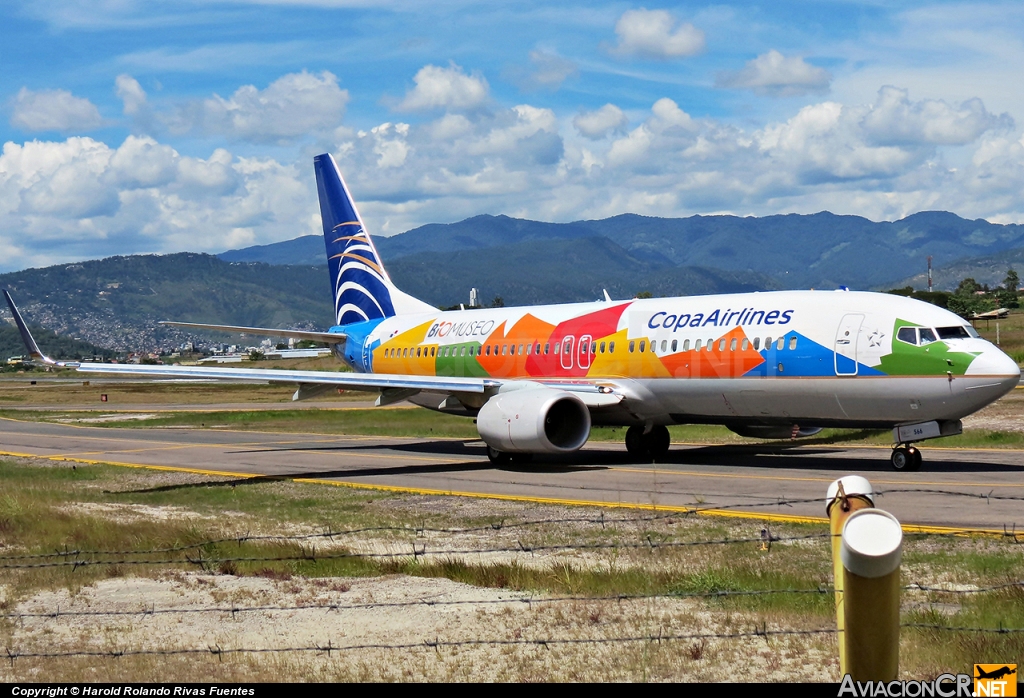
xmin=2 ymin=290 xmax=56 ymax=365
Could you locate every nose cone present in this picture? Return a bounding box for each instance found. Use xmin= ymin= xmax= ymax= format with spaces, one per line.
xmin=966 ymin=346 xmax=1021 ymax=391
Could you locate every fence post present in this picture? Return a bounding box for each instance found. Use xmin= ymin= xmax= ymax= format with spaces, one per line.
xmin=826 ymin=475 xmax=875 ymax=675
xmin=841 ymin=508 xmax=903 ymax=681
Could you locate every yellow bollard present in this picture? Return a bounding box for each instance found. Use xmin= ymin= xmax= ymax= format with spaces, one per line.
xmin=841 ymin=508 xmax=903 ymax=681
xmin=826 ymin=476 xmax=875 ymax=675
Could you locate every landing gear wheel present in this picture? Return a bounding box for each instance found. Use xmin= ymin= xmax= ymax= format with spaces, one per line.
xmin=487 ymin=446 xmax=511 ymax=465
xmin=625 ymin=426 xmax=646 ymax=457
xmin=641 ymin=425 xmax=671 ymax=459
xmin=908 ymin=446 xmax=922 ymax=471
xmin=891 ymin=446 xmax=921 ymax=471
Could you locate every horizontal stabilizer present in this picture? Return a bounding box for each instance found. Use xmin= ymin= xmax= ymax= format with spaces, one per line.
xmin=159 ymin=321 xmax=346 ymax=344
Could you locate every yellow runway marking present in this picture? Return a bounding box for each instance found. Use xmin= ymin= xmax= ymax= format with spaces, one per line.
xmin=0 ymin=448 xmax=1007 ymax=536
xmin=615 ymin=466 xmax=1024 ymax=488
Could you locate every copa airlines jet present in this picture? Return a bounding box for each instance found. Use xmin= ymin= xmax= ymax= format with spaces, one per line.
xmin=4 ymin=154 xmax=1020 ymax=470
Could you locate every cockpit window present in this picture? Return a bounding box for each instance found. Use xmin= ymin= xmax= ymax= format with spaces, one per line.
xmin=936 ymin=326 xmax=972 ymax=340
xmin=918 ymin=328 xmax=938 ymax=345
xmin=896 ymin=327 xmax=918 ymax=345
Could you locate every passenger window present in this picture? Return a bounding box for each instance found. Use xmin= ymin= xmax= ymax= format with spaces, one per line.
xmin=581 ymin=340 xmax=589 ymax=354
xmin=896 ymin=327 xmax=917 ymax=345
xmin=431 ymin=347 xmax=436 ymax=357
xmin=776 ymin=337 xmax=784 ymax=351
xmin=661 ymin=340 xmax=667 ymax=353
xmin=554 ymin=342 xmax=560 ymax=354
xmin=741 ymin=339 xmax=748 ymax=351
xmin=536 ymin=343 xmax=542 ymax=354
xmin=526 ymin=343 xmax=532 ymax=355
xmin=461 ymin=347 xmax=466 ymax=356
xmin=753 ymin=337 xmax=760 ymax=350
xmin=544 ymin=343 xmax=550 ymax=354
xmin=629 ymin=340 xmax=635 ymax=353
xmin=609 ymin=341 xmax=616 ymax=353
xmin=719 ymin=339 xmax=726 ymax=352
xmin=671 ymin=339 xmax=677 ymax=352
xmin=730 ymin=338 xmax=737 ymax=351
xmin=707 ymin=339 xmax=713 ymax=351
xmin=518 ymin=344 xmax=524 ymax=355
xmin=765 ymin=337 xmax=772 ymax=350
xmin=600 ymin=341 xmax=606 ymax=353
xmin=639 ymin=340 xmax=646 ymax=352
xmin=919 ymin=328 xmax=938 ymax=345
xmin=502 ymin=344 xmax=508 ymax=355
xmin=789 ymin=336 xmax=797 ymax=350
xmin=485 ymin=345 xmax=490 ymax=356
xmin=681 ymin=339 xmax=688 ymax=351
xmin=694 ymin=339 xmax=701 ymax=350
xmin=591 ymin=342 xmax=596 ymax=355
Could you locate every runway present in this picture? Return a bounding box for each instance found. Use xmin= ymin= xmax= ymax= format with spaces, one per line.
xmin=0 ymin=416 xmax=1021 ymax=532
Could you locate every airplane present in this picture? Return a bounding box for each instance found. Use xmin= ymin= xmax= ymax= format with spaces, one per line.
xmin=971 ymin=307 xmax=1010 ymax=320
xmin=3 ymin=153 xmax=1021 ymax=471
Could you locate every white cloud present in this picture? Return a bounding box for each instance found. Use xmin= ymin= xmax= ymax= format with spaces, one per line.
xmin=171 ymin=70 xmax=348 ymax=142
xmin=115 ymin=75 xmax=148 ymax=117
xmin=398 ymin=63 xmax=490 ymax=112
xmin=10 ymin=88 xmax=103 ymax=132
xmin=524 ymin=50 xmax=579 ymax=90
xmin=611 ymin=9 xmax=705 ymax=59
xmin=573 ymin=104 xmax=628 ymax=139
xmin=0 ymin=136 xmax=317 ymax=272
xmin=716 ymin=50 xmax=832 ymax=97
xmin=860 ymin=86 xmax=1013 ymax=146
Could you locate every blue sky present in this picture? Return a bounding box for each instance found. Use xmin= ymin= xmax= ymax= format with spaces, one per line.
xmin=2 ymin=1 xmax=1024 ymax=271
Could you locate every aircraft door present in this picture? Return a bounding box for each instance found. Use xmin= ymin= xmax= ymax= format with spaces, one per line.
xmin=561 ymin=336 xmax=574 ymax=370
xmin=834 ymin=314 xmax=864 ymax=376
xmin=578 ymin=334 xmax=593 ymax=370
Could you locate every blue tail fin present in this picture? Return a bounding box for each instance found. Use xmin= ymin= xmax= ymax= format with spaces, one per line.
xmin=314 ymin=153 xmax=432 ymax=326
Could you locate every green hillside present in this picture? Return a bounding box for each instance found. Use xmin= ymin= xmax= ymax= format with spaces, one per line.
xmin=0 ymin=254 xmax=335 ymax=351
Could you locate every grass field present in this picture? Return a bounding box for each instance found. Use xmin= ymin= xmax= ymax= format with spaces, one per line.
xmin=0 ymin=456 xmax=1020 ymax=682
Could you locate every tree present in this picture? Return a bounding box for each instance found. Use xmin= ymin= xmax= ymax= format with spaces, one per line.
xmin=490 ymin=296 xmax=505 ymax=308
xmin=948 ymin=276 xmax=994 ymax=319
xmin=248 ymin=349 xmax=265 ymax=361
xmin=635 ymin=291 xmax=653 ymax=299
xmin=1005 ymin=268 xmax=1020 ymax=292
xmin=955 ymin=277 xmax=982 ymax=296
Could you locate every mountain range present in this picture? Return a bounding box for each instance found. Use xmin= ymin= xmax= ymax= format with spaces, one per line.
xmin=4 ymin=209 xmax=1024 ymax=352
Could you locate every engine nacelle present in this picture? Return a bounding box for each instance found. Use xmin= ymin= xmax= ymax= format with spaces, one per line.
xmin=727 ymin=424 xmax=823 ymax=439
xmin=477 ymin=388 xmax=591 ymax=454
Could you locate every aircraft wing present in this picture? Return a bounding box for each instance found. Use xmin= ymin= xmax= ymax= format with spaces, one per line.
xmin=66 ymin=361 xmax=497 ymax=394
xmin=158 ymin=321 xmax=346 ymax=344
xmin=3 ymin=290 xmax=624 ymax=407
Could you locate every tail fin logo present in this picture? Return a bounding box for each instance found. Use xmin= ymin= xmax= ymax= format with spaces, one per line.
xmin=314 ymin=154 xmax=396 ymax=326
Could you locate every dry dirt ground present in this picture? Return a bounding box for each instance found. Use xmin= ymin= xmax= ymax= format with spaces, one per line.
xmin=0 ymin=467 xmax=838 ymax=683
xmin=2 ymin=571 xmax=835 ymax=683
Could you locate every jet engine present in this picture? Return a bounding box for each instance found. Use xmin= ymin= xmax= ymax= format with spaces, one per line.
xmin=727 ymin=424 xmax=823 ymax=439
xmin=477 ymin=388 xmax=591 ymax=454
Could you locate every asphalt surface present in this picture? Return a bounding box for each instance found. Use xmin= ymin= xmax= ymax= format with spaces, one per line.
xmin=0 ymin=416 xmax=1021 ymax=531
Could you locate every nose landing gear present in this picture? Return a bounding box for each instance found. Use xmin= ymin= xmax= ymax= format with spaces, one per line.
xmin=891 ymin=444 xmax=922 ymax=471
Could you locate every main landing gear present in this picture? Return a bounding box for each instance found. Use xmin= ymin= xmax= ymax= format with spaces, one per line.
xmin=890 ymin=444 xmax=922 ymax=471
xmin=625 ymin=425 xmax=671 ymax=460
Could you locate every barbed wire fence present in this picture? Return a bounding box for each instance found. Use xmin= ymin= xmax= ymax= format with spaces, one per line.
xmin=0 ymin=489 xmax=1021 ymax=666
